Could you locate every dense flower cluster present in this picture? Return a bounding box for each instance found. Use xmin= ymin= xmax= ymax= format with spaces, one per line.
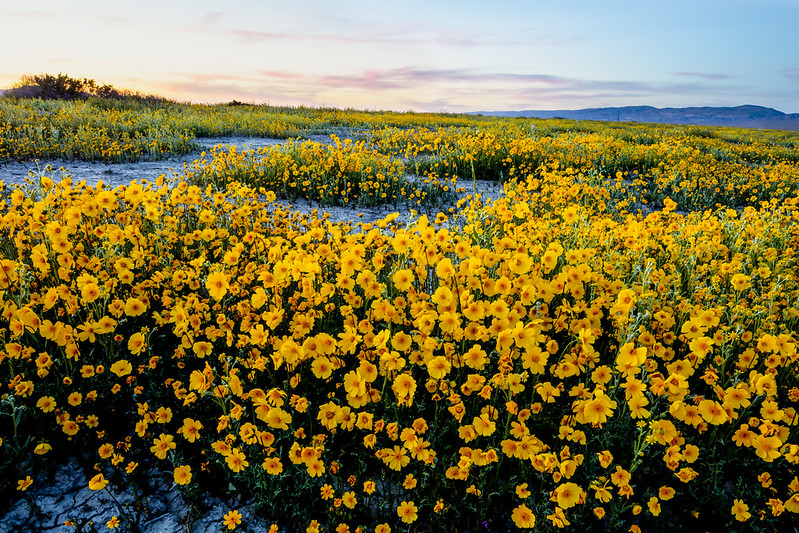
xmin=367 ymin=124 xmax=799 ymax=212
xmin=0 ymin=110 xmax=798 ymax=532
xmin=183 ymin=135 xmax=457 ymax=209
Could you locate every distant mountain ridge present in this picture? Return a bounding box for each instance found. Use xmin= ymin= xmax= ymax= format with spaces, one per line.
xmin=475 ymin=105 xmax=799 ymax=131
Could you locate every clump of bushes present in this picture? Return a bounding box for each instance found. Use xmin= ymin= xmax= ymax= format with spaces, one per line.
xmin=3 ymin=73 xmax=174 ymax=107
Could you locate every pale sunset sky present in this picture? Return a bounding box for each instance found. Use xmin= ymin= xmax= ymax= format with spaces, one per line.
xmin=1 ymin=0 xmax=797 ymax=113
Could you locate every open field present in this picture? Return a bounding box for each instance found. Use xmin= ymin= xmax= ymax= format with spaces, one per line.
xmin=1 ymin=96 xmax=799 ymax=531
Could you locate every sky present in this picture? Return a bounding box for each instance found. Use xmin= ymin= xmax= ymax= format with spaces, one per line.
xmin=1 ymin=0 xmax=798 ymax=113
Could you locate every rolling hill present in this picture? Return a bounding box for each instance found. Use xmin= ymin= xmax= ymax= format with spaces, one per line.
xmin=475 ymin=105 xmax=799 ymax=131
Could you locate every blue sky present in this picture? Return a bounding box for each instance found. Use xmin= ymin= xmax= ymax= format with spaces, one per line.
xmin=1 ymin=0 xmax=798 ymax=112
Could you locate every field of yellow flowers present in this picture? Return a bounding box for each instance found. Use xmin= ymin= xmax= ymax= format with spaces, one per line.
xmin=0 ymin=97 xmax=486 ymax=163
xmin=1 ymin=97 xmax=799 ymax=532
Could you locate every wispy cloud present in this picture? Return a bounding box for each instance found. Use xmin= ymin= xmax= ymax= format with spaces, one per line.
xmin=222 ymin=27 xmax=470 ymax=46
xmin=198 ymin=10 xmax=226 ymax=26
xmin=156 ymin=67 xmax=744 ymax=112
xmin=259 ymin=68 xmax=573 ymax=92
xmin=223 ymin=29 xmax=296 ymax=44
xmin=192 ymin=15 xmax=530 ymax=49
xmin=781 ymin=67 xmax=799 ymax=80
xmin=675 ymin=72 xmax=731 ymax=80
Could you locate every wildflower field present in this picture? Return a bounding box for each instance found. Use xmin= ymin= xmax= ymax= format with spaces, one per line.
xmin=1 ymin=96 xmax=799 ymax=532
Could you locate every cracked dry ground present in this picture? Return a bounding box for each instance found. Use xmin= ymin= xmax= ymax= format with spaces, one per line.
xmin=1 ymin=458 xmax=278 ymax=532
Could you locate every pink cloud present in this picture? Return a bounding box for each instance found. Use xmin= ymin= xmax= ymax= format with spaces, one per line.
xmin=255 ymin=68 xmax=574 ymax=93
xmin=150 ymin=66 xmax=752 ymax=112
